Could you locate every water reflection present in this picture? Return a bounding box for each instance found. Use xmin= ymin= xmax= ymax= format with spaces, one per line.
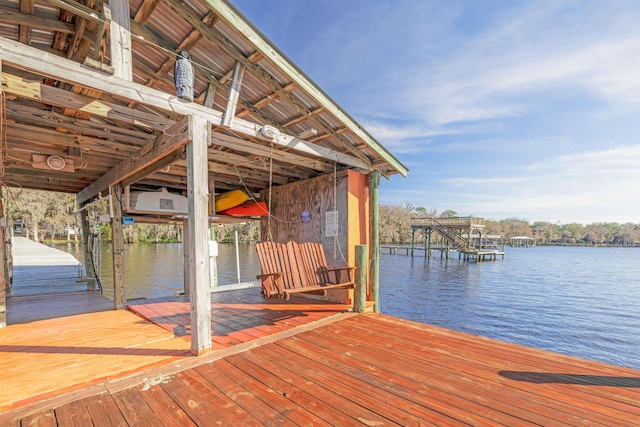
xmin=56 ymin=242 xmax=261 ymax=300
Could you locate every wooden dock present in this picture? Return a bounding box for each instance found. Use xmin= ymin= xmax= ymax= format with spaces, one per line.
xmin=1 ymin=295 xmax=638 ymax=425
xmin=10 ymin=237 xmax=86 ymax=296
xmin=381 ymin=245 xmax=505 ymax=262
xmin=1 ymin=240 xmax=638 ymax=424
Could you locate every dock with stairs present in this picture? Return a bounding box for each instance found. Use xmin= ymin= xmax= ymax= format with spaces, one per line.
xmin=410 ymin=217 xmax=505 ymax=261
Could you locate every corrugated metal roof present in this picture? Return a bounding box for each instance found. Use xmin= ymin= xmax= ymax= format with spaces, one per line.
xmin=0 ymin=0 xmax=407 ymax=207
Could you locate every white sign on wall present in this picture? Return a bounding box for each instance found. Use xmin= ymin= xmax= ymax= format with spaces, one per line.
xmin=325 ymin=210 xmax=338 ymax=237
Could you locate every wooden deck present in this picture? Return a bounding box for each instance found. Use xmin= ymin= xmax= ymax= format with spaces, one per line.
xmin=2 ymin=308 xmax=638 ymax=425
xmin=9 ymin=237 xmax=86 ymax=296
xmin=0 ymin=287 xmax=352 ymax=415
xmin=2 ymin=239 xmax=638 ymax=425
xmin=128 ymin=288 xmax=350 ymax=350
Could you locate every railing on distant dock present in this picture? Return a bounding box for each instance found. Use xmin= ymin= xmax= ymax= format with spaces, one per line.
xmin=411 ymin=217 xmax=485 ymax=228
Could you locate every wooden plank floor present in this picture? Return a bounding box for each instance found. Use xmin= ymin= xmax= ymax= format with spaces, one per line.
xmin=2 ymin=313 xmax=638 ymax=425
xmin=0 ymin=309 xmax=191 ymax=413
xmin=9 ymin=237 xmax=87 ymax=295
xmin=129 ymin=288 xmax=351 ymax=350
xmin=6 ymin=291 xmax=113 ymax=324
xmin=0 ymin=287 xmax=353 ymax=416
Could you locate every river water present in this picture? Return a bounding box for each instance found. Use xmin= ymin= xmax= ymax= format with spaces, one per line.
xmin=58 ymin=243 xmax=640 ymax=370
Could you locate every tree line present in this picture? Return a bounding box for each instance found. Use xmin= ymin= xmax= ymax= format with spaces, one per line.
xmin=2 ymin=189 xmax=259 ymax=244
xmin=380 ymin=204 xmax=640 ymax=247
xmin=2 ymin=189 xmax=638 ymax=247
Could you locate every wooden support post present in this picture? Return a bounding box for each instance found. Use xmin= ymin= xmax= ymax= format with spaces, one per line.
xmin=427 ymin=230 xmax=432 ymax=258
xmin=369 ymin=170 xmax=380 ymax=313
xmin=0 ymin=194 xmax=7 ymax=328
xmin=208 ymin=176 xmax=218 ymax=288
xmin=110 ymin=184 xmax=126 ymax=309
xmin=182 ymin=218 xmax=189 ymax=296
xmin=186 ymin=114 xmax=212 ymax=355
xmin=109 ymin=0 xmax=133 ymax=80
xmin=354 ymin=244 xmax=367 ymax=313
xmin=410 ymin=228 xmax=415 ymax=257
xmin=80 ymin=208 xmax=97 ymax=290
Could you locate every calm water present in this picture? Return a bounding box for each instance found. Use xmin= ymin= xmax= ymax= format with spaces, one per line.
xmin=58 ymin=243 xmax=640 ymax=369
xmin=380 ymin=246 xmax=640 ymax=370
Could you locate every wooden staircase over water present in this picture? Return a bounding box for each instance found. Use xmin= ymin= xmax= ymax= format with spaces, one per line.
xmin=410 ymin=217 xmax=504 ymax=261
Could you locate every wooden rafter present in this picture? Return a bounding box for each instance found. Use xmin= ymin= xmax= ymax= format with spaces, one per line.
xmin=0 ymin=37 xmax=371 ymax=171
xmin=76 ymin=115 xmax=191 ymax=203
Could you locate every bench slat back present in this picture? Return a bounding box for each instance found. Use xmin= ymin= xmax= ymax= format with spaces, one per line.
xmin=257 ymin=241 xmax=334 ymax=291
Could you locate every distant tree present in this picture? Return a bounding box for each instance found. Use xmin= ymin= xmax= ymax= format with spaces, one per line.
xmin=440 ymin=209 xmax=458 ymax=218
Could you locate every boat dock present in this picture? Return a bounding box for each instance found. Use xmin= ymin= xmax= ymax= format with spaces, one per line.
xmin=1 ymin=241 xmax=638 ymax=424
xmin=410 ymin=217 xmax=506 ymax=261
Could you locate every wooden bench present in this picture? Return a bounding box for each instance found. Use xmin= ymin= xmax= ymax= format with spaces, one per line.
xmin=256 ymin=241 xmax=355 ymax=299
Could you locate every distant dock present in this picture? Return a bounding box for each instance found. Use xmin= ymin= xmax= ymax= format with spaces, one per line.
xmin=407 ymin=217 xmax=505 ymax=261
xmin=381 ymin=245 xmax=505 ymax=261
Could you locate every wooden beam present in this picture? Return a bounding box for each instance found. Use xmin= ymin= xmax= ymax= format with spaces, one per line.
xmin=133 ymin=0 xmax=160 ymax=25
xmin=186 ymin=114 xmax=212 ymax=355
xmin=46 ymin=0 xmax=102 ymax=23
xmin=210 ymin=133 xmax=332 ymax=173
xmin=76 ymin=115 xmax=190 ymax=204
xmin=0 ymin=4 xmax=76 ymax=34
xmin=0 ymin=36 xmax=371 ymax=170
xmin=121 ymin=149 xmax=184 ymax=188
xmin=110 ymin=183 xmax=126 ymax=309
xmin=6 ymin=104 xmax=153 ymax=147
xmin=221 ymin=61 xmax=245 ymax=128
xmin=18 ymin=0 xmax=35 ymax=44
xmin=2 ymin=73 xmax=173 ymax=132
xmin=110 ymin=0 xmax=133 ymax=80
xmin=66 ymin=0 xmax=94 ymax=59
xmin=203 ymin=81 xmax=216 ymax=109
xmin=93 ymin=2 xmax=111 ymax=61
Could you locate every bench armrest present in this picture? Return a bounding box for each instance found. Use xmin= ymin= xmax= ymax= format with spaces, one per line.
xmin=327 ymin=266 xmax=356 ymax=284
xmin=257 ymin=272 xmax=284 ymax=298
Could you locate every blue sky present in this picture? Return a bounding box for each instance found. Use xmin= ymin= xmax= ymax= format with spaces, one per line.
xmin=232 ymin=0 xmax=640 ymax=224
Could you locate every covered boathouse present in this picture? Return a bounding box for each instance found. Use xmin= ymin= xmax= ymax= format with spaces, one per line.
xmin=1 ymin=1 xmax=639 ymax=425
xmin=0 ymin=0 xmax=407 ymax=353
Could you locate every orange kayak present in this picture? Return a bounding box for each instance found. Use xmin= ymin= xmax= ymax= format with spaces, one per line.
xmin=219 ymin=201 xmax=269 ymax=217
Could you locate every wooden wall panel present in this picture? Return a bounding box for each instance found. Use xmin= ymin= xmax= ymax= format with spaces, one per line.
xmin=261 ymin=171 xmax=349 ymax=266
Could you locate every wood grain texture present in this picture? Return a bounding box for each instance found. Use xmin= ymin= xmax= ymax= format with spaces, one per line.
xmin=2 ymin=311 xmax=639 ymax=426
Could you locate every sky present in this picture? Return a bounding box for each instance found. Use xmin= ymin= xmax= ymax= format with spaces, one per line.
xmin=231 ymin=0 xmax=640 ymax=225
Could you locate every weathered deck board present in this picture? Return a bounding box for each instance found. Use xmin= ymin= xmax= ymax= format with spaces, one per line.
xmin=2 ymin=310 xmax=638 ymax=425
xmin=0 ymin=310 xmax=192 ymax=412
xmin=6 ymin=291 xmax=113 ymax=324
xmin=128 ymin=288 xmax=350 ymax=350
xmin=9 ymin=237 xmax=86 ymax=296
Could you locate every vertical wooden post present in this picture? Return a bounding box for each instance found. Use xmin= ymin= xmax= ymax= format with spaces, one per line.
xmin=109 ymin=0 xmax=133 ymax=80
xmin=369 ymin=170 xmax=380 ymax=313
xmin=182 ymin=218 xmax=189 ymax=296
xmin=208 ymin=176 xmax=218 ymax=288
xmin=110 ymin=184 xmax=126 ymax=309
xmin=410 ymin=228 xmax=415 ymax=257
xmin=354 ymin=244 xmax=367 ymax=313
xmin=0 ymin=194 xmax=7 ymax=328
xmin=80 ymin=208 xmax=97 ymax=290
xmin=186 ymin=115 xmax=212 ymax=355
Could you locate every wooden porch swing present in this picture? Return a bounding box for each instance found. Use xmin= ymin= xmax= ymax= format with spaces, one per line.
xmin=256 ymin=241 xmax=355 ymax=300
